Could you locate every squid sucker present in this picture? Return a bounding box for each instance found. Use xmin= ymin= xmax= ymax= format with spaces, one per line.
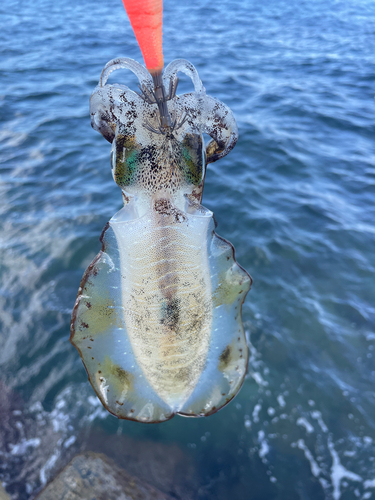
xmin=70 ymin=58 xmax=252 ymax=423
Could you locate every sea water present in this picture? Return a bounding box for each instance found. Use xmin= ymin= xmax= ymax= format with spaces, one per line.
xmin=0 ymin=0 xmax=375 ymax=498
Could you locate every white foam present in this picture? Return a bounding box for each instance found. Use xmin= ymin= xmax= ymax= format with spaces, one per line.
xmin=9 ymin=438 xmax=41 ymax=456
xmin=319 ymin=477 xmax=330 ymax=490
xmin=328 ymin=436 xmax=362 ymax=500
xmin=294 ymin=439 xmax=321 ymax=477
xmin=258 ymin=430 xmax=269 ymax=460
xmin=6 ymin=383 xmax=111 ymax=495
xmin=87 ymin=405 xmax=109 ymax=422
xmin=88 ymin=395 xmax=101 ymax=406
xmin=253 ymin=403 xmax=261 ymax=423
xmin=40 ymin=446 xmax=61 ymax=486
xmin=364 ymin=479 xmax=375 ymax=489
xmin=63 ymin=436 xmax=76 ymax=449
xmin=246 ymin=335 xmax=268 ymax=387
xmin=244 ymin=419 xmax=251 ymax=429
xmin=311 ymin=410 xmax=328 ymax=433
xmin=277 ymin=395 xmax=286 ymax=407
xmin=55 ymin=399 xmax=66 ymax=410
xmin=297 ymin=417 xmax=314 ymax=434
xmin=251 ymin=372 xmax=269 ymax=386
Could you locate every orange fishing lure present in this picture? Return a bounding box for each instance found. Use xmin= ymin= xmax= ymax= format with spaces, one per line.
xmin=122 ymin=0 xmax=164 ymax=73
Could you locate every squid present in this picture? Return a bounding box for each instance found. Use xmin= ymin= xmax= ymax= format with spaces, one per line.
xmin=70 ymin=57 xmax=252 ymax=422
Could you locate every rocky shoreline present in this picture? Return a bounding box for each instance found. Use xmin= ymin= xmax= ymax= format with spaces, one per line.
xmin=35 ymin=452 xmax=176 ymax=500
xmin=0 ymin=381 xmax=198 ymax=500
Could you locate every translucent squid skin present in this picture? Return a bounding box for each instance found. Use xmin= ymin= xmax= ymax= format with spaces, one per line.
xmin=70 ymin=58 xmax=252 ymax=422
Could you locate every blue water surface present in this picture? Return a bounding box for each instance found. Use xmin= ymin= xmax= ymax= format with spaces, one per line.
xmin=1 ymin=0 xmax=375 ymax=499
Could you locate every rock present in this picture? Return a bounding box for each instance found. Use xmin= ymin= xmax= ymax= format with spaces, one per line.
xmin=80 ymin=428 xmax=197 ymax=499
xmin=35 ymin=452 xmax=174 ymax=500
xmin=0 ymin=379 xmax=198 ymax=499
xmin=0 ymin=483 xmax=11 ymax=500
